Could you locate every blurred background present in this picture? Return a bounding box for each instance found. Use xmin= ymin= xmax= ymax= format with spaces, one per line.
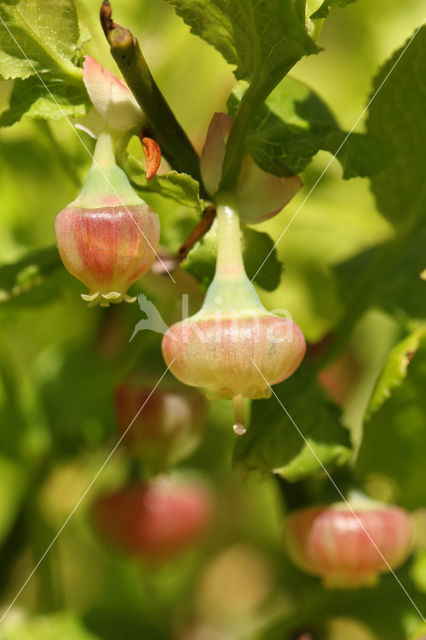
xmin=0 ymin=0 xmax=424 ymax=638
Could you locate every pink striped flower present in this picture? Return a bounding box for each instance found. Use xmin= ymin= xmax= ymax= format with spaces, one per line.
xmin=284 ymin=500 xmax=413 ymax=588
xmin=55 ymin=131 xmax=160 ymax=306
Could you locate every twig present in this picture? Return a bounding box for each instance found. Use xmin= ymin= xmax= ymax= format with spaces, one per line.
xmin=100 ymin=1 xmax=207 ymax=197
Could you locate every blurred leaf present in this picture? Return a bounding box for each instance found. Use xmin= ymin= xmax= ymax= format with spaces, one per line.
xmin=2 ymin=612 xmax=100 ymax=640
xmin=123 ymin=154 xmax=203 ymax=214
xmin=40 ymin=344 xmax=117 ymax=456
xmin=0 ymin=246 xmax=69 ymax=307
xmin=84 ymin=608 xmax=168 ymax=640
xmin=228 ymin=78 xmax=391 ymax=177
xmin=166 ymin=0 xmax=318 ymax=97
xmin=0 ymin=454 xmax=26 ymax=543
xmin=181 ymin=218 xmax=217 ymax=288
xmin=243 ymin=227 xmax=282 ymax=291
xmin=411 ymin=550 xmax=426 ymax=594
xmin=0 ymin=0 xmax=88 ymax=124
xmin=0 ymin=76 xmax=88 ymax=126
xmin=334 ymin=232 xmax=426 ymax=320
xmin=365 ymin=329 xmax=425 ymax=419
xmin=356 ymin=327 xmax=426 ymax=509
xmin=182 ymin=220 xmax=282 ymax=291
xmin=312 ymin=0 xmax=356 ymax=19
xmin=367 ymin=26 xmax=426 ymax=230
xmin=83 ymin=558 xmax=177 ymax=640
xmin=410 ymin=622 xmax=426 ymax=639
xmin=233 ymin=361 xmax=352 ymax=481
xmin=254 ymin=575 xmax=425 ymax=640
xmin=323 ymin=130 xmax=392 ymax=179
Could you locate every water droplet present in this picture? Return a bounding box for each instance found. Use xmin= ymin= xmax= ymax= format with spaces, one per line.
xmin=233 ymin=422 xmax=246 ymax=436
xmin=214 ymin=295 xmax=222 ymax=305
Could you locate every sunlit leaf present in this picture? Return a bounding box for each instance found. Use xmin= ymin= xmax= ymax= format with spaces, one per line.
xmin=233 ymin=361 xmax=352 ymax=481
xmin=367 ymin=26 xmax=426 ymax=230
xmin=228 ymin=77 xmax=391 ymax=178
xmin=356 ymin=328 xmax=426 ymax=509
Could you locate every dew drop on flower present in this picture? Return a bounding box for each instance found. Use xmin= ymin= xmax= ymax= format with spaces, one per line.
xmin=233 ymin=422 xmax=246 ymax=436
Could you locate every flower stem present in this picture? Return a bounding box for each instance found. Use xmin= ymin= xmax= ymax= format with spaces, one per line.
xmin=215 ymin=198 xmax=246 ymax=279
xmin=200 ymin=197 xmax=265 ymax=314
xmin=92 ymin=130 xmax=116 ymax=168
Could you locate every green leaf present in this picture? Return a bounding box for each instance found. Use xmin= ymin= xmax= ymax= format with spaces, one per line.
xmin=0 ymin=76 xmax=88 ymax=126
xmin=182 ymin=220 xmax=282 ymax=291
xmin=233 ymin=361 xmax=352 ymax=481
xmin=228 ymin=78 xmax=391 ymax=178
xmin=334 ymin=233 xmax=426 ymax=321
xmin=311 ymin=0 xmax=356 ymax=19
xmin=366 ymin=329 xmax=425 ymax=419
xmin=166 ymin=0 xmax=318 ymax=96
xmin=0 ymin=0 xmax=83 ymax=80
xmin=181 ymin=219 xmax=217 ymax=289
xmin=356 ymin=327 xmax=426 ymax=509
xmin=243 ymin=227 xmax=282 ymax=291
xmin=0 ymin=245 xmax=69 ymax=307
xmin=323 ymin=130 xmax=393 ymax=179
xmin=123 ymin=154 xmax=203 ymax=213
xmin=40 ymin=342 xmax=117 ymax=455
xmin=0 ymin=0 xmax=88 ymax=125
xmin=2 ymin=612 xmax=100 ymax=640
xmin=367 ymin=26 xmax=426 ymax=229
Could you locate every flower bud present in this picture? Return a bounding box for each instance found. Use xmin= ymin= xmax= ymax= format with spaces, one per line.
xmin=115 ymin=378 xmax=207 ymax=472
xmin=284 ymin=498 xmax=413 ymax=588
xmin=200 ymin=113 xmax=301 ymax=223
xmin=93 ymin=477 xmax=212 ymax=561
xmin=162 ymin=200 xmax=305 ymax=432
xmin=83 ymin=56 xmax=143 ymax=132
xmin=55 ymin=131 xmax=160 ymax=306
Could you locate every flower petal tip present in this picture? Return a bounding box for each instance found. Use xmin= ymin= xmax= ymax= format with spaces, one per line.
xmin=81 ymin=291 xmax=137 ymax=307
xmin=83 ymin=55 xmax=143 ymax=132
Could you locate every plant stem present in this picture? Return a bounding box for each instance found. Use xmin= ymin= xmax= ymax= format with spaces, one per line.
xmin=100 ymin=2 xmax=207 ymax=197
xmin=220 ymin=80 xmax=267 ymax=190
